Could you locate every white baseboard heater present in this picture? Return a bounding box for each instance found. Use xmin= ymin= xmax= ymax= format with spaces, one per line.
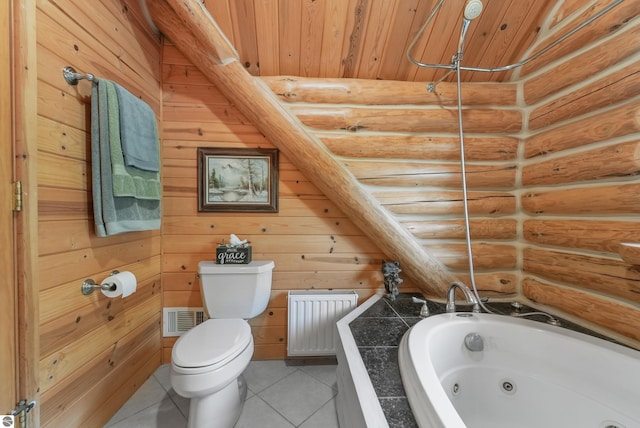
xmin=287 ymin=290 xmax=358 ymax=357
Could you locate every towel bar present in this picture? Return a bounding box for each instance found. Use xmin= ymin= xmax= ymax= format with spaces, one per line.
xmin=63 ymin=66 xmax=95 ymax=85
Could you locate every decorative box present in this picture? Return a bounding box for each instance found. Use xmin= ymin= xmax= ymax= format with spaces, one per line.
xmin=216 ymin=244 xmax=252 ymax=264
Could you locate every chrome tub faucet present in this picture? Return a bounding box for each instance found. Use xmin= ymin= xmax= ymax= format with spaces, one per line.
xmin=446 ymin=282 xmax=480 ymax=313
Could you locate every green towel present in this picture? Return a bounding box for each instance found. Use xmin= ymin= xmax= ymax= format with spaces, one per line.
xmin=91 ymin=79 xmax=161 ymax=237
xmin=105 ymin=82 xmax=161 ymax=200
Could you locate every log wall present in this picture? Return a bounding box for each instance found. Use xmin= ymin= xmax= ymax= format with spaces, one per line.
xmin=262 ymin=76 xmax=522 ymax=296
xmin=519 ymin=7 xmax=640 ymax=346
xmin=33 ymin=1 xmax=163 ymax=426
xmin=161 ymin=45 xmax=411 ymax=361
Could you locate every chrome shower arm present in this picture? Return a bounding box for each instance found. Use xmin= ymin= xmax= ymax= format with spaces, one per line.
xmin=457 ymin=0 xmax=624 ymax=74
xmin=455 ymin=19 xmax=472 ymax=63
xmin=407 ymin=0 xmax=624 ymax=74
xmin=405 ymin=0 xmax=454 ymax=70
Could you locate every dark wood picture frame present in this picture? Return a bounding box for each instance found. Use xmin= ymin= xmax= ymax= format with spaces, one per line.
xmin=197 ymin=147 xmax=279 ymax=212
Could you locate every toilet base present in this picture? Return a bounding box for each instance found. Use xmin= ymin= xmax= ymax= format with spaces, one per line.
xmin=188 ymin=376 xmax=246 ymax=428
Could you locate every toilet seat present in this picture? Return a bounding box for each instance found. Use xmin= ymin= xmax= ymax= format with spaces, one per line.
xmin=172 ymin=318 xmax=252 ymax=372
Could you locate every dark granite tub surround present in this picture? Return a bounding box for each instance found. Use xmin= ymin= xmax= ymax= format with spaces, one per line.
xmin=348 ymin=293 xmax=426 ymax=428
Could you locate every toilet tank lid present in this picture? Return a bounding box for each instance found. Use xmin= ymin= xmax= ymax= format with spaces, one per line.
xmin=198 ymin=260 xmax=275 ymax=274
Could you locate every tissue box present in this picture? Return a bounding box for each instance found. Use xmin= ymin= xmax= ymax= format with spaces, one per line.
xmin=216 ymin=244 xmax=252 ymax=264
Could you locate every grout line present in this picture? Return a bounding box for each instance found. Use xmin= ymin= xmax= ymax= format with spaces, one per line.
xmin=248 ymin=366 xmax=302 ymax=394
xmin=294 ymin=396 xmax=336 ymax=427
xmin=168 ymin=394 xmax=188 ymax=419
xmin=297 ymin=365 xmax=338 ymax=389
xmin=253 ymin=368 xmax=338 ymax=427
xmin=250 ymin=394 xmax=297 ymax=428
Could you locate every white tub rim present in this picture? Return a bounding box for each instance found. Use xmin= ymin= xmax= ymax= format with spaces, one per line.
xmin=399 ymin=312 xmax=640 ymax=428
xmin=336 ymin=293 xmax=390 ymax=428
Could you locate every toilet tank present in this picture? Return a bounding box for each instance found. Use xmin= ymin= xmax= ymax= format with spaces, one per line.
xmin=198 ymin=260 xmax=274 ymax=319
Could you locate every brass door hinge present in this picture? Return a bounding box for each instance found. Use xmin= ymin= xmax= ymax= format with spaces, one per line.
xmin=14 ymin=181 xmax=22 ymax=212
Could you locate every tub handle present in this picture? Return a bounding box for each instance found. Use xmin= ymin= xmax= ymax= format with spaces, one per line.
xmin=412 ymin=297 xmax=430 ymax=318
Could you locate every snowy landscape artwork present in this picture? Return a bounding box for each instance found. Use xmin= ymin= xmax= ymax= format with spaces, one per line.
xmin=197 ymin=148 xmax=279 ymax=212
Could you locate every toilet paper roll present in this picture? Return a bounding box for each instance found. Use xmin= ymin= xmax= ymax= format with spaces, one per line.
xmin=101 ymin=271 xmax=137 ymax=298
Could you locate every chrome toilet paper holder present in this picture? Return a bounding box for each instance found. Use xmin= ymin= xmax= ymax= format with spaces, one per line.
xmin=81 ymin=270 xmax=120 ymax=295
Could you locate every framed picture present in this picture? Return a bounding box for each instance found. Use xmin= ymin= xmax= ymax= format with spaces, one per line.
xmin=197 ymin=147 xmax=279 ymax=212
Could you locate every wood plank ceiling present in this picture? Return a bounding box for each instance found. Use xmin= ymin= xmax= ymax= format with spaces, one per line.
xmin=201 ymin=0 xmax=559 ymax=83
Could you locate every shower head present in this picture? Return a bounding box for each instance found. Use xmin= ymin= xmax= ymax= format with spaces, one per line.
xmin=455 ymin=0 xmax=484 ymax=62
xmin=464 ymin=0 xmax=484 ymax=21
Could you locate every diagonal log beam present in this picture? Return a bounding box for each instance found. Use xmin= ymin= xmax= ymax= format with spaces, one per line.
xmin=146 ymin=0 xmax=459 ymax=296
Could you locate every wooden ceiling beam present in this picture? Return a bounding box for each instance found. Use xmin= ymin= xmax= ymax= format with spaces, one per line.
xmin=146 ymin=0 xmax=460 ymax=297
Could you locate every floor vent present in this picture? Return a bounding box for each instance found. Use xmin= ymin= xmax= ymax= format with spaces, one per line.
xmin=163 ymin=307 xmax=206 ymax=337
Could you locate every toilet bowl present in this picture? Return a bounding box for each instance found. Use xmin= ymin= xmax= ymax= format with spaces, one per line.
xmin=170 ymin=260 xmax=275 ymax=428
xmin=171 ymin=319 xmax=253 ymax=428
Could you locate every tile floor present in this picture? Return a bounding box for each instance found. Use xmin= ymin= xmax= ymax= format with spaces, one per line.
xmin=104 ymin=360 xmax=340 ymax=428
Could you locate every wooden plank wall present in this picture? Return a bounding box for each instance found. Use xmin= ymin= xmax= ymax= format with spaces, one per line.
xmin=161 ymin=44 xmax=409 ymax=361
xmin=1 ymin=0 xmax=16 ymax=415
xmin=35 ymin=1 xmax=163 ymax=426
xmin=516 ymin=4 xmax=640 ymax=347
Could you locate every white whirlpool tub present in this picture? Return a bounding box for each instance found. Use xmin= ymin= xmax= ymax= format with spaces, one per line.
xmin=399 ymin=312 xmax=640 ymax=428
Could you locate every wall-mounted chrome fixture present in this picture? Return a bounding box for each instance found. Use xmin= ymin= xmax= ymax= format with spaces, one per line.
xmin=63 ymin=66 xmax=95 ymax=85
xmin=81 ymin=270 xmax=119 ymax=295
xmin=406 ymin=0 xmax=624 ymax=90
xmin=455 ymin=0 xmax=483 ymax=63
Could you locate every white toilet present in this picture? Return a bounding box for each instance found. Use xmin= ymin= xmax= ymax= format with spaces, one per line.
xmin=170 ymin=260 xmax=275 ymax=428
